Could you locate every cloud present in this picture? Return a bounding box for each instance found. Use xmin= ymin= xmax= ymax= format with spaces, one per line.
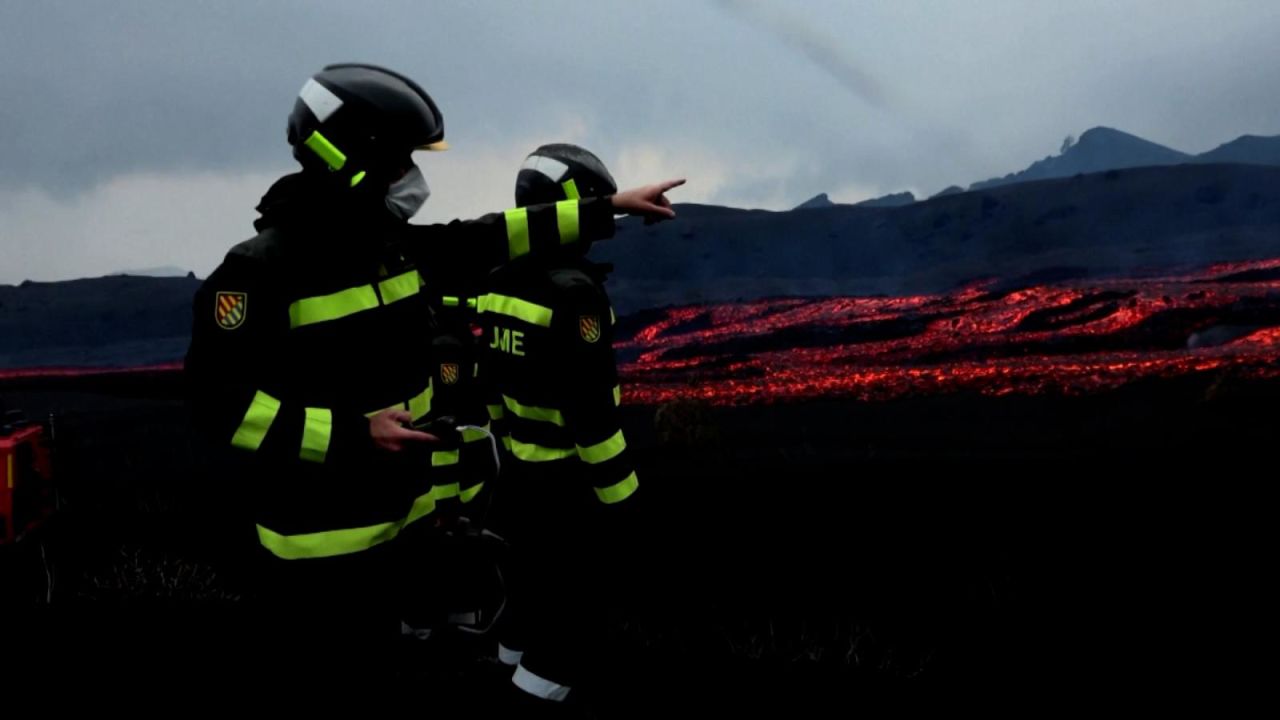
xmin=714 ymin=0 xmax=890 ymax=110
xmin=0 ymin=125 xmax=819 ymax=286
xmin=4 ymin=1 xmax=1280 ymax=282
xmin=828 ymin=181 xmax=899 ymax=206
xmin=415 ymin=110 xmax=593 ymax=224
xmin=0 ymin=170 xmax=284 ymax=284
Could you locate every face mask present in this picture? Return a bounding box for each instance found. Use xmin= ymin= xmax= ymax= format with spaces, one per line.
xmin=385 ymin=165 xmax=430 ymax=221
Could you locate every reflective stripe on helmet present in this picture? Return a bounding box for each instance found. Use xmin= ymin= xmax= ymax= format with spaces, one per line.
xmin=303 ymin=130 xmax=347 ymax=171
xmin=521 ymin=154 xmax=570 ymax=182
xmin=299 ymin=78 xmax=344 ymax=122
xmin=561 ymin=178 xmax=580 ymax=199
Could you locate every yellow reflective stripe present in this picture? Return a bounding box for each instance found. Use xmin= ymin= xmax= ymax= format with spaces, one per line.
xmin=577 ymin=429 xmax=627 ymax=464
xmin=303 ymin=130 xmax=347 ymax=171
xmin=363 ymin=382 xmax=433 ymax=421
xmin=442 ymin=296 xmax=460 ymax=307
xmin=595 ymin=471 xmax=639 ymax=505
xmin=257 ymin=520 xmax=399 ymax=560
xmin=477 ymin=293 xmax=554 ymax=327
xmin=509 ymin=437 xmax=576 ymax=462
xmin=405 ymin=490 xmax=438 ymax=525
xmin=289 ymin=285 xmax=378 ymax=328
xmin=350 ymin=171 xmax=366 ymax=187
xmin=613 ymin=385 xmax=621 ymax=406
xmin=462 ymin=425 xmax=490 ymax=443
xmin=610 ymin=308 xmax=616 ymax=326
xmin=231 ymin=390 xmax=281 ymax=451
xmin=505 ymin=208 xmax=530 ymax=259
xmin=466 ymin=297 xmax=478 ymax=309
xmin=408 ymin=382 xmax=433 ymax=421
xmin=501 ymin=435 xmax=513 ymax=451
xmin=556 ymin=200 xmax=579 ymax=245
xmin=378 ymin=270 xmax=420 ymax=305
xmin=503 ymin=395 xmax=564 ymax=426
xmin=460 ymin=482 xmax=484 ymax=504
xmin=433 ymin=482 xmax=460 ymax=501
xmin=487 ymin=404 xmax=505 ymax=420
xmin=561 ymin=178 xmax=580 ymax=199
xmin=257 ymin=484 xmax=442 ymax=559
xmin=432 ymin=449 xmax=460 ymax=467
xmin=288 ymin=271 xmax=418 ymax=328
xmin=300 ymin=407 xmax=332 ymax=463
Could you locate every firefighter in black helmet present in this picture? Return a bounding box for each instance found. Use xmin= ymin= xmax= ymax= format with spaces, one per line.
xmin=184 ymin=65 xmax=682 ymax=679
xmin=479 ymin=144 xmax=644 ymax=712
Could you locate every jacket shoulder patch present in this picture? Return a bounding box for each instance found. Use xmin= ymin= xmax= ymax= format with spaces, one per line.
xmin=579 ymin=314 xmax=602 ymax=343
xmin=215 ymin=292 xmax=247 ymax=329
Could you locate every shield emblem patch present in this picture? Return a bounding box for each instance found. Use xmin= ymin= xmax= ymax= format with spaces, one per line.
xmin=215 ymin=292 xmax=247 ymax=330
xmin=579 ymin=315 xmax=601 ymax=344
xmin=440 ymin=362 xmax=460 ymax=385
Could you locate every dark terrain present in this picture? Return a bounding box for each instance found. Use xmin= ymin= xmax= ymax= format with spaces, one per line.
xmin=0 ymin=368 xmax=1270 ymax=712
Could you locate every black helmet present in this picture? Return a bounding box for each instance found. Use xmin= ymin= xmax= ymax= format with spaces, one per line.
xmin=515 ymin=144 xmax=617 ymax=207
xmin=287 ymin=63 xmax=447 ymax=188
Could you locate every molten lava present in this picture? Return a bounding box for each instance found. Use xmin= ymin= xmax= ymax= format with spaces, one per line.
xmin=618 ymin=259 xmax=1280 ymax=405
xmin=7 ymin=260 xmax=1280 ymax=407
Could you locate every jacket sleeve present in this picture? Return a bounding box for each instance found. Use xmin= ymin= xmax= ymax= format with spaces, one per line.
xmin=407 ymin=196 xmax=616 ymax=280
xmin=184 ymin=253 xmax=374 ymax=468
xmin=554 ymin=283 xmax=638 ymax=506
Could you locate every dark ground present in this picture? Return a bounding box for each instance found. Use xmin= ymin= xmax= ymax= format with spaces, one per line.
xmin=0 ymin=369 xmax=1272 ymax=712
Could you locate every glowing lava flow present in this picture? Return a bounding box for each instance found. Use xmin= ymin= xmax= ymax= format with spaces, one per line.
xmin=618 ymin=258 xmax=1280 ymax=405
xmin=7 ymin=259 xmax=1280 ymax=407
xmin=0 ymin=362 xmax=184 ymax=381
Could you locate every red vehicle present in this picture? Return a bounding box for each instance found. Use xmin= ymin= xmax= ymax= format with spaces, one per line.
xmin=1 ymin=413 xmax=53 ymax=545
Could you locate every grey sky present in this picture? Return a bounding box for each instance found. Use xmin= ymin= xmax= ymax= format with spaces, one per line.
xmin=1 ymin=0 xmax=1278 ymax=284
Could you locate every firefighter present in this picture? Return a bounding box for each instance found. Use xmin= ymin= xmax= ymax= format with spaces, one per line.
xmin=183 ymin=65 xmax=681 ymax=680
xmin=480 ymin=144 xmax=655 ymax=712
xmin=397 ymin=289 xmax=500 ymax=639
